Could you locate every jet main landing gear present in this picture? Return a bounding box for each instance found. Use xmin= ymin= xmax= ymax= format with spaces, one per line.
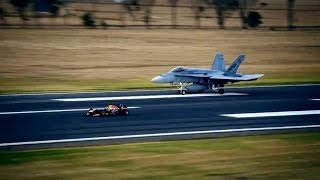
xmin=213 ymin=84 xmax=225 ymax=94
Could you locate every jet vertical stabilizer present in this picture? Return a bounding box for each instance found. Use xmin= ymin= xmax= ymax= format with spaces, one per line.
xmin=226 ymin=54 xmax=245 ymax=74
xmin=211 ymin=53 xmax=226 ymax=71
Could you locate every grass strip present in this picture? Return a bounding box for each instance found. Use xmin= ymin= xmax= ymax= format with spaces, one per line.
xmin=0 ymin=132 xmax=319 ymax=179
xmin=0 ymin=77 xmax=319 ymax=94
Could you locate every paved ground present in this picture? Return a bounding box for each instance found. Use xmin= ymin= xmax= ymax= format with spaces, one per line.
xmin=0 ymin=84 xmax=319 ymax=150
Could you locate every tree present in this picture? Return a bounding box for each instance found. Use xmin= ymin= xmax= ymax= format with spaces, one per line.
xmin=168 ymin=0 xmax=178 ymax=28
xmin=212 ymin=0 xmax=240 ymax=29
xmin=10 ymin=0 xmax=30 ymax=21
xmin=141 ymin=0 xmax=155 ymax=28
xmin=82 ymin=12 xmax=95 ymax=28
xmin=238 ymin=0 xmax=247 ymax=29
xmin=0 ymin=7 xmax=5 ymax=21
xmin=116 ymin=0 xmax=140 ymax=26
xmin=190 ymin=0 xmax=201 ymax=28
xmin=287 ymin=0 xmax=296 ymax=30
xmin=49 ymin=0 xmax=64 ymax=17
xmin=246 ymin=11 xmax=262 ymax=28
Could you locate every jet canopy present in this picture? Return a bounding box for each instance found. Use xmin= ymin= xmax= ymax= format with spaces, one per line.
xmin=170 ymin=66 xmax=186 ymax=72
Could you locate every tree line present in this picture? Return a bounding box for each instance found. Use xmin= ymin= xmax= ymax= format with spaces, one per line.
xmin=0 ymin=0 xmax=297 ymax=29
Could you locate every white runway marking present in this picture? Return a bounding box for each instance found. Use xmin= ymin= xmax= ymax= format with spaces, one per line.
xmin=311 ymin=99 xmax=320 ymax=101
xmin=1 ymin=124 xmax=319 ymax=147
xmin=0 ymin=107 xmax=141 ymax=115
xmin=226 ymin=84 xmax=320 ymax=89
xmin=53 ymin=93 xmax=247 ymax=102
xmin=221 ymin=110 xmax=320 ymax=118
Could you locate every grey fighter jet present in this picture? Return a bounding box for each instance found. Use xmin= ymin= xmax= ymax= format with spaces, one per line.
xmin=151 ymin=53 xmax=263 ymax=95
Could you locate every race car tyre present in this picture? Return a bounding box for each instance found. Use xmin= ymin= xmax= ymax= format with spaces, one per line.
xmin=181 ymin=90 xmax=186 ymax=95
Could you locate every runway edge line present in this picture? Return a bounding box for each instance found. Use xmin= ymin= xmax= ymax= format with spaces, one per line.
xmin=1 ymin=125 xmax=320 ymax=147
xmin=53 ymin=93 xmax=247 ymax=102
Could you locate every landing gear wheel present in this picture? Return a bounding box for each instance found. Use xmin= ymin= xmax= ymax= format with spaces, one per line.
xmin=178 ymin=82 xmax=187 ymax=95
xmin=213 ymin=83 xmax=225 ymax=94
xmin=218 ymin=88 xmax=224 ymax=94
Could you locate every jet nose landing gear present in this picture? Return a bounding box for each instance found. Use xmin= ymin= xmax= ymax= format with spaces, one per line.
xmin=177 ymin=82 xmax=188 ymax=95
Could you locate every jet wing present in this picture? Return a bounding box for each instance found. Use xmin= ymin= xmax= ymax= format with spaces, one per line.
xmin=210 ymin=74 xmax=264 ymax=81
xmin=174 ymin=73 xmax=211 ymax=78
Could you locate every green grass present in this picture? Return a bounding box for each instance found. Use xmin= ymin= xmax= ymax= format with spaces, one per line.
xmin=1 ymin=132 xmax=320 ymax=179
xmin=0 ymin=77 xmax=171 ymax=94
xmin=0 ymin=76 xmax=319 ymax=94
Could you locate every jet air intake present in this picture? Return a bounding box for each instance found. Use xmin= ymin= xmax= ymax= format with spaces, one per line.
xmin=186 ymin=84 xmax=208 ymax=92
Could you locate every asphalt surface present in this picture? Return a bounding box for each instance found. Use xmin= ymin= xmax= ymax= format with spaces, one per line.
xmin=0 ymin=84 xmax=319 ymax=150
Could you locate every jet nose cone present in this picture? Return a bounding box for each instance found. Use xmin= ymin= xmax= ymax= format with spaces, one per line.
xmin=151 ymin=76 xmax=164 ymax=83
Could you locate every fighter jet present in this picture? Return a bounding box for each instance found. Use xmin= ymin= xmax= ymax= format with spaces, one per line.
xmin=151 ymin=53 xmax=264 ymax=95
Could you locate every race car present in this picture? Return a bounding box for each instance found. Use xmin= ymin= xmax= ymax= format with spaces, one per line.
xmin=85 ymin=104 xmax=129 ymax=117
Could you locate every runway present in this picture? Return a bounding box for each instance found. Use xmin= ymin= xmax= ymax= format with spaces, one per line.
xmin=0 ymin=84 xmax=319 ymax=150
